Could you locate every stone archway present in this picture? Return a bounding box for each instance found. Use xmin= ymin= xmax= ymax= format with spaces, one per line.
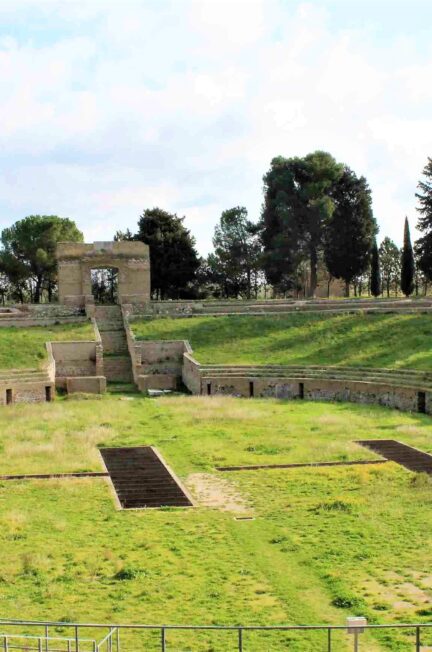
xmin=91 ymin=266 xmax=119 ymax=305
xmin=56 ymin=241 xmax=150 ymax=308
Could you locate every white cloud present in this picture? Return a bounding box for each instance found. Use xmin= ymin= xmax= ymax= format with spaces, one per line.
xmin=0 ymin=0 xmax=430 ymax=253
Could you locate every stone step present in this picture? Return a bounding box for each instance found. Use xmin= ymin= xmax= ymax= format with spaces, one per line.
xmin=103 ymin=356 xmax=133 ymax=383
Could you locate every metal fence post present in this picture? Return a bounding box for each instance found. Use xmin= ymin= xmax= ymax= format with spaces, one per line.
xmin=2 ymin=635 xmax=7 ymax=652
xmin=416 ymin=626 xmax=421 ymax=652
xmin=75 ymin=626 xmax=79 ymax=652
xmin=161 ymin=626 xmax=166 ymax=652
xmin=238 ymin=627 xmax=243 ymax=652
xmin=327 ymin=628 xmax=331 ymax=652
xmin=38 ymin=637 xmax=43 ymax=652
xmin=353 ymin=630 xmax=359 ymax=652
xmin=116 ymin=628 xmax=120 ymax=652
xmin=45 ymin=625 xmax=49 ymax=652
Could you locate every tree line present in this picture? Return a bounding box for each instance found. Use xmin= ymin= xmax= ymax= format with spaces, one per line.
xmin=2 ymin=151 xmax=432 ymax=303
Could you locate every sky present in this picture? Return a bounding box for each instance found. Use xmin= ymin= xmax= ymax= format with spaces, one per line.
xmin=0 ymin=0 xmax=431 ymax=255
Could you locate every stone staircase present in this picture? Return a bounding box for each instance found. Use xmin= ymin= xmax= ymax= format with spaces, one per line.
xmin=94 ymin=306 xmax=134 ymax=384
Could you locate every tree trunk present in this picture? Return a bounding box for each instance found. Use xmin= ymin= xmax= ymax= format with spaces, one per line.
xmin=34 ymin=276 xmax=43 ymax=304
xmin=345 ymin=281 xmax=350 ymax=297
xmin=308 ymin=248 xmax=318 ymax=297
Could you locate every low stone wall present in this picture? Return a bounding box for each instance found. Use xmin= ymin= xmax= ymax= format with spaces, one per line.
xmin=129 ymin=297 xmax=432 ymax=318
xmin=139 ymin=340 xmax=188 ymax=375
xmin=200 ymin=375 xmax=431 ymax=414
xmin=103 ymin=356 xmax=133 ymax=382
xmin=51 ymin=341 xmax=97 ymax=388
xmin=66 ymin=376 xmax=106 ymax=394
xmin=182 ymin=352 xmax=202 ymax=395
xmin=0 ymin=304 xmax=86 ymax=327
xmin=0 ymin=381 xmax=54 ymax=406
xmin=137 ymin=374 xmax=178 ymax=392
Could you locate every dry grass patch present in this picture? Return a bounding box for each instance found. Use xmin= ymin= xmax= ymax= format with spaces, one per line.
xmin=186 ymin=473 xmax=252 ymax=514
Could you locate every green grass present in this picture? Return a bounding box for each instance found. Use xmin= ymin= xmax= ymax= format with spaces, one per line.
xmin=0 ymin=395 xmax=432 ymax=650
xmin=0 ymin=322 xmax=94 ymax=369
xmin=131 ymin=313 xmax=432 ymax=369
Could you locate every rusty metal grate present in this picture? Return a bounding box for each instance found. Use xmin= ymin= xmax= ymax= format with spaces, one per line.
xmin=99 ymin=446 xmax=193 ymax=509
xmin=217 ymin=459 xmax=387 ymax=472
xmin=356 ymin=439 xmax=432 ymax=474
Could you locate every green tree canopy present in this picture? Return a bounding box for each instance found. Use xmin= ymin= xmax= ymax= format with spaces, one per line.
xmin=209 ymin=207 xmax=262 ymax=298
xmin=379 ymin=237 xmax=401 ymax=297
xmin=415 ymin=157 xmax=432 ymax=280
xmin=324 ymin=168 xmax=377 ymax=295
xmin=261 ymin=151 xmax=344 ymax=296
xmin=135 ymin=208 xmax=200 ymax=299
xmin=0 ymin=215 xmax=83 ymax=302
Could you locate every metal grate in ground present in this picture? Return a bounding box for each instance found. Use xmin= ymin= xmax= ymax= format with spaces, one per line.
xmin=356 ymin=439 xmax=432 ymax=474
xmin=99 ymin=446 xmax=193 ymax=509
xmin=216 ymin=459 xmax=387 ymax=472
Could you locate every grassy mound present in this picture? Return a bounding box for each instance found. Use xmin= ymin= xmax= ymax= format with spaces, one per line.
xmin=0 ymin=322 xmax=94 ymax=369
xmin=0 ymin=395 xmax=431 ymax=650
xmin=132 ymin=313 xmax=432 ymax=368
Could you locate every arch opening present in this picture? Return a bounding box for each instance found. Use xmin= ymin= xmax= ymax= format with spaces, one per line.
xmin=91 ymin=267 xmax=119 ymax=305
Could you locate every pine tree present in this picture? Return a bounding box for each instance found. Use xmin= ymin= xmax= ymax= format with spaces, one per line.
xmin=401 ymin=217 xmax=415 ymax=297
xmin=415 ymin=157 xmax=432 ymax=279
xmin=370 ymin=239 xmax=381 ymax=297
xmin=324 ymin=167 xmax=377 ymax=296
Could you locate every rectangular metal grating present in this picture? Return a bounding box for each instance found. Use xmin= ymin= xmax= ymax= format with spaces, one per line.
xmin=356 ymin=439 xmax=432 ymax=474
xmin=99 ymin=446 xmax=192 ymax=509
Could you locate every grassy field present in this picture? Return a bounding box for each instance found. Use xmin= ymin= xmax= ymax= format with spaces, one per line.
xmin=0 ymin=322 xmax=94 ymax=369
xmin=131 ymin=313 xmax=432 ymax=368
xmin=0 ymin=394 xmax=432 ymax=650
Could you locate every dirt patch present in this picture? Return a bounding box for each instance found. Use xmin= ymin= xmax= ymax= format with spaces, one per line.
xmin=186 ymin=473 xmax=252 ymax=514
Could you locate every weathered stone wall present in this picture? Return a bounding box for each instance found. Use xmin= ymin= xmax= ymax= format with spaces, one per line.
xmin=66 ymin=376 xmax=106 ymax=394
xmin=0 ymin=382 xmax=53 ymax=406
xmin=57 ymin=241 xmax=150 ymax=306
xmin=200 ymin=375 xmax=431 ymax=414
xmin=51 ymin=341 xmax=97 ymax=388
xmin=129 ymin=297 xmax=432 ymax=318
xmin=182 ymin=352 xmax=202 ymax=395
xmin=139 ymin=340 xmax=188 ymax=375
xmin=103 ymin=356 xmax=133 ymax=382
xmin=137 ymin=374 xmax=178 ymax=392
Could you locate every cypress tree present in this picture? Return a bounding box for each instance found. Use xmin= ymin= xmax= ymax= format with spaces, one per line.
xmin=370 ymin=239 xmax=381 ymax=297
xmin=401 ymin=217 xmax=415 ymax=297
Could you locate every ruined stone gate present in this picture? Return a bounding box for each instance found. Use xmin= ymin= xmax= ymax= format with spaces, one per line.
xmin=56 ymin=241 xmax=150 ymax=307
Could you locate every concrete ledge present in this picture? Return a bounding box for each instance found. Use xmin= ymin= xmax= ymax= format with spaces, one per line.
xmin=137 ymin=374 xmax=177 ymax=393
xmin=66 ymin=376 xmax=106 ymax=394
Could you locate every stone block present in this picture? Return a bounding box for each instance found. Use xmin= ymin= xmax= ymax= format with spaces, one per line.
xmin=66 ymin=376 xmax=106 ymax=394
xmin=138 ymin=374 xmax=177 ymax=393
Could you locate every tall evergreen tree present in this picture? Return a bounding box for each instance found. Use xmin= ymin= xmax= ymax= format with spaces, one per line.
xmin=416 ymin=157 xmax=432 ymax=280
xmin=261 ymin=151 xmax=343 ymax=297
xmin=401 ymin=217 xmax=415 ymax=297
xmin=370 ymin=239 xmax=381 ymax=297
xmin=324 ymin=167 xmax=377 ymax=296
xmin=135 ymin=208 xmax=199 ymax=299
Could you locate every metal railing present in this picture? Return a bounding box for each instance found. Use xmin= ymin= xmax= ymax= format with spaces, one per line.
xmin=0 ymin=627 xmax=119 ymax=652
xmin=0 ymin=618 xmax=431 ymax=651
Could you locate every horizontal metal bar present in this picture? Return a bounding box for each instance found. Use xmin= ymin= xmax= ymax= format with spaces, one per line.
xmin=0 ymin=620 xmax=432 ymax=632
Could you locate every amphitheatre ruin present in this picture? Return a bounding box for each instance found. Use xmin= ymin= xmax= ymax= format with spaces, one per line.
xmin=1 ymin=240 xmax=432 ymax=650
xmin=2 ymin=239 xmax=432 ymax=415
